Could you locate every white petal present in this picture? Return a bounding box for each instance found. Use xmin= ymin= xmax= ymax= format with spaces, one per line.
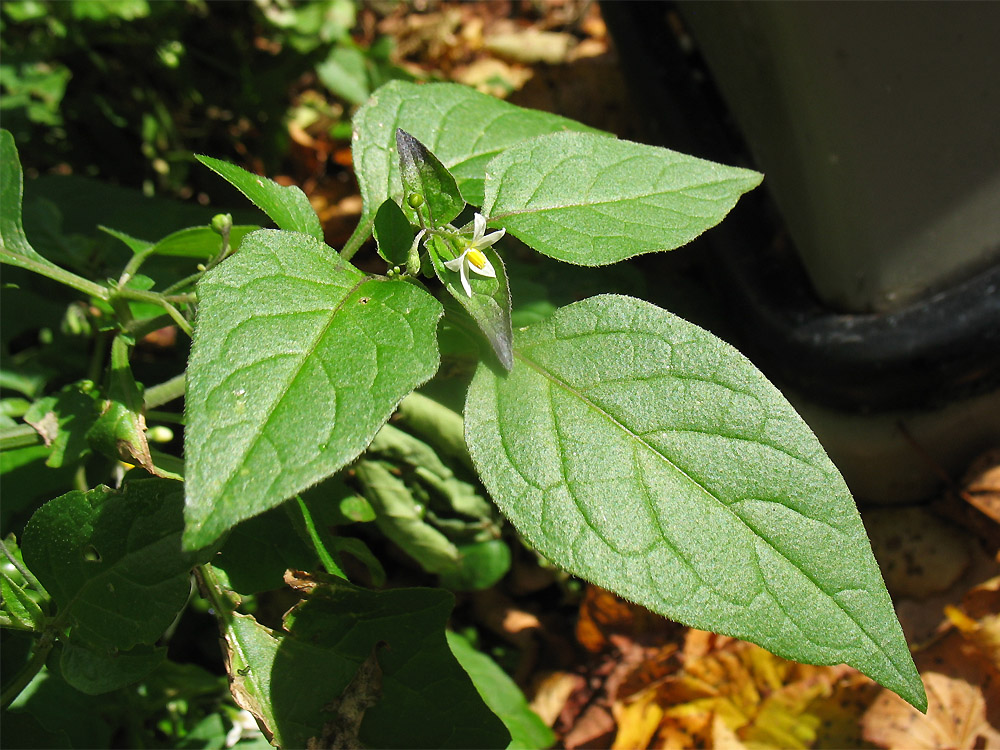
xmin=457 ymin=262 xmax=473 ymax=296
xmin=473 ymin=212 xmax=487 ymax=241
xmin=443 ymin=252 xmax=466 ymax=272
xmin=479 ymin=227 xmax=506 ymax=247
xmin=471 ymin=256 xmax=496 ymax=279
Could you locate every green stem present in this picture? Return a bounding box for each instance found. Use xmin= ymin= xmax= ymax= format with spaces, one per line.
xmin=0 ymin=250 xmax=110 ymax=300
xmin=145 ymin=409 xmax=184 ymax=425
xmin=295 ymin=496 xmax=346 ymax=579
xmin=117 ymin=247 xmax=156 ymax=288
xmin=340 ymin=214 xmax=375 ymax=262
xmin=0 ymin=637 xmax=53 ymax=710
xmin=126 ymin=313 xmax=176 ymax=340
xmin=144 ymin=373 xmax=186 ymax=410
xmin=113 ymin=288 xmax=194 ymax=337
xmin=161 ymin=271 xmax=203 ymax=296
xmin=0 ymin=424 xmax=41 ymax=451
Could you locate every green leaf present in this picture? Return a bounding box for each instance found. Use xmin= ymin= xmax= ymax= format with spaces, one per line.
xmin=21 ymin=478 xmax=207 ymax=649
xmin=23 ymin=381 xmax=100 ymax=468
xmin=447 ymin=631 xmax=555 ymax=750
xmin=464 ymin=294 xmax=926 ymax=711
xmin=148 ymin=224 xmax=259 ymax=257
xmin=317 ymin=44 xmax=371 ymax=106
xmin=59 ymin=641 xmax=165 ymax=695
xmin=6 ymin=661 xmax=114 ymax=749
xmin=222 ymin=578 xmax=509 ymax=748
xmin=395 ymin=129 xmax=465 ymax=227
xmin=195 ymin=155 xmax=323 ymax=242
xmin=354 ymin=459 xmax=462 ymax=576
xmin=212 ymin=506 xmax=317 ymax=596
xmin=1 ymin=129 xmax=38 ymax=259
xmin=1 ymin=571 xmax=46 ymax=630
xmin=86 ymin=334 xmax=170 ymax=477
xmin=352 ymin=81 xmax=608 ymax=227
xmin=373 ymin=198 xmax=413 ymax=266
xmin=183 ymin=229 xmax=442 ymax=549
xmin=394 ymin=391 xmax=472 ymax=472
xmin=482 ymin=132 xmax=763 ymax=266
xmin=427 ymin=235 xmax=514 ymax=371
xmin=0 ymin=129 xmax=60 ymax=273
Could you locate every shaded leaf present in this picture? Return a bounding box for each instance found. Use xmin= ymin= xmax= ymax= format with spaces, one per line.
xmin=195 ymin=155 xmax=323 ymax=241
xmin=354 ymin=459 xmax=462 ymax=575
xmin=482 ymin=132 xmax=762 ymax=266
xmin=22 ymin=478 xmax=205 ymax=649
xmin=447 ymin=631 xmax=555 ymax=750
xmin=221 ymin=578 xmax=510 ymax=748
xmin=373 ymin=198 xmax=413 ymax=266
xmin=464 ymin=294 xmax=925 ymax=710
xmin=60 ymin=640 xmax=165 ymax=695
xmin=23 ymin=381 xmax=100 ymax=468
xmin=0 ymin=129 xmax=55 ymax=269
xmin=183 ymin=229 xmax=442 ymax=549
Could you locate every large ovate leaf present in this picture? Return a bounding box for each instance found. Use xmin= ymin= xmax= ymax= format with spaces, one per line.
xmin=352 ymin=81 xmax=608 ymax=224
xmin=222 ymin=578 xmax=510 ymax=748
xmin=482 ymin=132 xmax=763 ymax=266
xmin=195 ymin=155 xmax=323 ymax=241
xmin=183 ymin=229 xmax=442 ymax=549
xmin=464 ymin=294 xmax=926 ymax=711
xmin=21 ymin=478 xmax=205 ymax=650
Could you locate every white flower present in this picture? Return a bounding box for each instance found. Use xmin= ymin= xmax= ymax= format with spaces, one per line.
xmin=443 ymin=213 xmax=505 ymax=297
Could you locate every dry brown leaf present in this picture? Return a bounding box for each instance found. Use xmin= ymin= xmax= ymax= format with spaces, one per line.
xmin=862 ymin=671 xmax=1000 ymax=749
xmin=576 ymin=586 xmax=681 ymax=654
xmin=529 ymin=670 xmax=581 ymax=727
xmin=564 ymin=703 xmax=616 ymax=750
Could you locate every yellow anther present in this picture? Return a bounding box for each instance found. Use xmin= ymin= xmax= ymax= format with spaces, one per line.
xmin=467 ymin=248 xmax=488 ymax=270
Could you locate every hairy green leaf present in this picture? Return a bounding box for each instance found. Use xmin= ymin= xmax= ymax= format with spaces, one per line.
xmin=482 ymin=132 xmax=763 ymax=265
xmin=183 ymin=229 xmax=442 ymax=549
xmin=195 ymin=155 xmax=323 ymax=241
xmin=464 ymin=294 xmax=926 ymax=710
xmin=21 ymin=478 xmax=205 ymax=650
xmin=352 ymin=81 xmax=607 ymax=228
xmin=222 ymin=579 xmax=509 ymax=748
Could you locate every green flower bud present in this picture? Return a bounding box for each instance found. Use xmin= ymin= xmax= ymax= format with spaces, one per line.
xmin=210 ymin=213 xmax=233 ymax=235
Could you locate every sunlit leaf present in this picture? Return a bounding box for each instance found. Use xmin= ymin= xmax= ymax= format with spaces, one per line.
xmin=465 ymin=294 xmax=925 ymax=710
